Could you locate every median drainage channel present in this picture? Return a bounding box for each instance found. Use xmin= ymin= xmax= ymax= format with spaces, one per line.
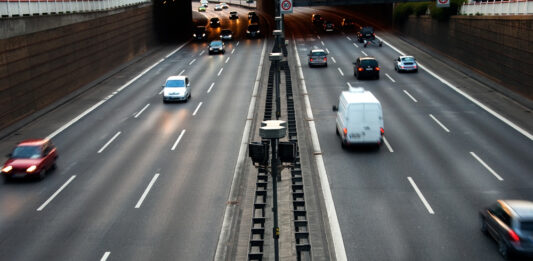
xmin=247 ymin=42 xmax=311 ymax=260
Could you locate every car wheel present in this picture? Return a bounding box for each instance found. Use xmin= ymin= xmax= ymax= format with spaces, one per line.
xmin=336 ymin=127 xmax=339 ymax=136
xmin=498 ymin=240 xmax=510 ymax=259
xmin=480 ymin=219 xmax=488 ymax=235
xmin=2 ymin=175 xmax=10 ymax=183
xmin=325 ymin=63 xmax=328 ymax=67
xmin=38 ymin=169 xmax=46 ymax=180
xmin=51 ymin=162 xmax=57 ymax=171
xmin=376 ymin=74 xmax=380 ymax=80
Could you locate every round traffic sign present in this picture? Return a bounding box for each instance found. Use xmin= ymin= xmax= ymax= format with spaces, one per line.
xmin=281 ymin=0 xmax=292 ymax=11
xmin=438 ymin=0 xmax=448 ymax=4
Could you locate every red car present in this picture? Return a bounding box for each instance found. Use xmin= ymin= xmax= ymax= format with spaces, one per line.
xmin=2 ymin=139 xmax=57 ymax=181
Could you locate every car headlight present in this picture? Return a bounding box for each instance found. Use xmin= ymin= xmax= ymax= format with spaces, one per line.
xmin=246 ymin=30 xmax=250 ymax=33
xmin=193 ymin=34 xmax=197 ymax=37
xmin=202 ymin=33 xmax=206 ymax=36
xmin=1 ymin=165 xmax=12 ymax=173
xmin=26 ymin=165 xmax=37 ymax=173
xmin=228 ymin=34 xmax=232 ymax=37
xmin=209 ymin=47 xmax=213 ymax=50
xmin=257 ymin=30 xmax=260 ymax=33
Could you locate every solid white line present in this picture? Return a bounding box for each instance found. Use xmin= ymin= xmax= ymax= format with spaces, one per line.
xmin=189 ymin=59 xmax=196 ymax=65
xmin=214 ymin=40 xmax=267 ymax=260
xmin=178 ymin=69 xmax=185 ymax=76
xmin=171 ymin=129 xmax=186 ymax=151
xmin=429 ymin=114 xmax=450 ymax=133
xmin=236 ymin=41 xmax=240 ymax=46
xmin=317 ymin=35 xmax=321 ymax=39
xmin=385 ymin=73 xmax=396 ymax=83
xmin=331 ymin=56 xmax=336 ymax=63
xmin=199 ymin=50 xmax=205 ymax=56
xmin=165 ymin=41 xmax=190 ymax=58
xmin=159 ymin=89 xmax=164 ymax=95
xmin=207 ymin=82 xmax=215 ymax=93
xmin=321 ymin=40 xmax=325 ymax=46
xmin=337 ymin=68 xmax=344 ymax=76
xmin=217 ymin=68 xmax=224 ymax=76
xmin=135 ymin=173 xmax=160 ymax=208
xmin=346 ymin=36 xmax=352 ymax=41
xmin=326 ymin=48 xmax=330 ymax=54
xmin=97 ymin=131 xmax=121 ymax=154
xmin=470 ymin=152 xmax=504 ymax=181
xmin=408 ymin=177 xmax=435 ymax=214
xmin=37 ymin=175 xmax=76 ymax=211
xmin=192 ymin=102 xmax=203 ymax=116
xmin=361 ymin=50 xmax=368 ymax=56
xmin=134 ymin=103 xmax=150 ymax=119
xmin=231 ymin=49 xmax=235 ymax=54
xmin=291 ymin=35 xmax=348 ymax=261
xmin=403 ymin=90 xmax=418 ymax=103
xmin=376 ymin=36 xmax=533 ymax=141
xmin=383 ymin=136 xmax=394 ymax=153
xmin=353 ymin=42 xmax=359 ymax=48
xmin=225 ymin=57 xmax=230 ymax=63
xmin=100 ymin=252 xmax=111 ymax=261
xmin=347 ymin=82 xmax=353 ymax=89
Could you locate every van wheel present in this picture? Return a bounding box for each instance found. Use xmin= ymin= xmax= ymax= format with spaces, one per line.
xmin=480 ymin=218 xmax=488 ymax=235
xmin=498 ymin=240 xmax=510 ymax=259
xmin=336 ymin=127 xmax=339 ymax=136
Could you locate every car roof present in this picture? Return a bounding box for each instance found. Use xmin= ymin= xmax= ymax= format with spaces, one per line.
xmin=311 ymin=49 xmax=325 ymax=53
xmin=18 ymin=139 xmax=48 ymax=146
xmin=342 ymin=88 xmax=380 ymax=104
xmin=166 ymin=75 xmax=187 ymax=81
xmin=501 ymin=200 xmax=533 ymax=219
xmin=359 ymin=56 xmax=377 ymax=61
xmin=400 ymin=55 xmax=414 ymax=59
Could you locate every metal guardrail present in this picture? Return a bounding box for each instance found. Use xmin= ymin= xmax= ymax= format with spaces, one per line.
xmin=0 ymin=0 xmax=150 ymax=18
xmin=461 ymin=0 xmax=533 ymax=15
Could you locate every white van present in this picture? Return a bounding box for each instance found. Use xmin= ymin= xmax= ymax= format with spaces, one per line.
xmin=333 ymin=87 xmax=384 ymax=148
xmin=162 ymin=76 xmax=191 ymax=103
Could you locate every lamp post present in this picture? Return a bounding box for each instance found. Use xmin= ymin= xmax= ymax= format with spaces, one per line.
xmin=259 ymin=120 xmax=286 ymax=261
xmin=269 ymin=52 xmax=282 ymax=120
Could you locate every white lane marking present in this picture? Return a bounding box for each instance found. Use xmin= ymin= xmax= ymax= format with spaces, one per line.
xmin=100 ymin=252 xmax=111 ymax=261
xmin=385 ymin=73 xmax=396 ymax=83
xmin=97 ymin=131 xmax=121 ymax=154
xmin=383 ymin=136 xmax=394 ymax=153
xmin=215 ymin=40 xmax=267 ymax=261
xmin=337 ymin=68 xmax=344 ymax=76
xmin=135 ymin=173 xmax=160 ymax=208
xmin=225 ymin=57 xmax=230 ymax=63
xmin=376 ymin=36 xmax=533 ymax=141
xmin=217 ymin=68 xmax=224 ymax=76
xmin=361 ymin=50 xmax=368 ymax=56
xmin=429 ymin=114 xmax=450 ymax=133
xmin=171 ymin=129 xmax=186 ymax=151
xmin=331 ymin=56 xmax=337 ymax=63
xmin=165 ymin=41 xmax=190 ymax=58
xmin=207 ymin=82 xmax=215 ymax=93
xmin=470 ymin=152 xmax=504 ymax=181
xmin=159 ymin=89 xmax=164 ymax=95
xmin=353 ymin=43 xmax=359 ymax=48
xmin=317 ymin=35 xmax=321 ymax=39
xmin=134 ymin=104 xmax=150 ymax=119
xmin=326 ymin=48 xmax=330 ymax=54
xmin=37 ymin=175 xmax=76 ymax=211
xmin=199 ymin=50 xmax=205 ymax=56
xmin=192 ymin=102 xmax=203 ymax=116
xmin=291 ymin=35 xmax=348 ymax=261
xmin=236 ymin=41 xmax=240 ymax=46
xmin=346 ymin=36 xmax=352 ymax=41
xmin=189 ymin=59 xmax=196 ymax=65
xmin=347 ymin=82 xmax=353 ymax=88
xmin=408 ymin=177 xmax=435 ymax=214
xmin=403 ymin=90 xmax=418 ymax=103
xmin=178 ymin=69 xmax=185 ymax=76
xmin=321 ymin=40 xmax=325 ymax=46
xmin=231 ymin=49 xmax=235 ymax=54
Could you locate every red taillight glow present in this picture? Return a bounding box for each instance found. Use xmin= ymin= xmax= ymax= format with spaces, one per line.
xmin=375 ymin=67 xmax=380 ymax=71
xmin=380 ymin=128 xmax=384 ymax=135
xmin=413 ymin=65 xmax=417 ymax=68
xmin=358 ymin=67 xmax=363 ymax=72
xmin=310 ymin=58 xmax=313 ymax=62
xmin=343 ymin=128 xmax=348 ymax=135
xmin=372 ymin=33 xmax=376 ymax=36
xmin=324 ymin=57 xmax=327 ymax=61
xmin=509 ymin=230 xmax=520 ymax=242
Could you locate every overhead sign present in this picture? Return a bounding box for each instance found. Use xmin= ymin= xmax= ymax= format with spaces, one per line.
xmin=436 ymin=0 xmax=450 ymax=8
xmin=280 ymin=0 xmax=293 ymax=14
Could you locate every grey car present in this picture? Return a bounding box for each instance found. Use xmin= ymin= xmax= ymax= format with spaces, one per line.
xmin=394 ymin=55 xmax=418 ymax=73
xmin=208 ymin=40 xmax=225 ymax=55
xmin=480 ymin=200 xmax=533 ymax=259
xmin=308 ymin=49 xmax=327 ymax=67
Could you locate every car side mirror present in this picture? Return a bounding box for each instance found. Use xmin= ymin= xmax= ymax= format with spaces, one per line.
xmin=332 ymin=105 xmax=338 ymax=111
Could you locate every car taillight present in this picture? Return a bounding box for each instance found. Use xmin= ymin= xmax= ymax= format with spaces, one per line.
xmin=323 ymin=57 xmax=327 ymax=61
xmin=413 ymin=65 xmax=417 ymax=68
xmin=509 ymin=230 xmax=520 ymax=243
xmin=358 ymin=67 xmax=363 ymax=72
xmin=343 ymin=128 xmax=348 ymax=135
xmin=380 ymin=128 xmax=384 ymax=135
xmin=310 ymin=58 xmax=313 ymax=62
xmin=372 ymin=33 xmax=375 ymax=36
xmin=375 ymin=67 xmax=380 ymax=71
xmin=26 ymin=165 xmax=37 ymax=173
xmin=1 ymin=166 xmax=12 ymax=173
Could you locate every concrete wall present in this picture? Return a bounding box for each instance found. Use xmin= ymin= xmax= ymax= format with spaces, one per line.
xmin=0 ymin=5 xmax=157 ymax=131
xmin=395 ymin=15 xmax=533 ymax=100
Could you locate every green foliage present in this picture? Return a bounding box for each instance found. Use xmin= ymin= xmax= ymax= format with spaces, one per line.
xmin=394 ymin=0 xmax=464 ymax=23
xmin=393 ymin=3 xmax=414 ymax=24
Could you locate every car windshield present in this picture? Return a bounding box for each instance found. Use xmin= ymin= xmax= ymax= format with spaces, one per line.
xmin=248 ymin=25 xmax=259 ymax=31
xmin=361 ymin=27 xmax=374 ymax=34
xmin=361 ymin=60 xmax=378 ymax=67
xmin=166 ymin=80 xmax=185 ymax=87
xmin=195 ymin=27 xmax=205 ymax=32
xmin=312 ymin=52 xmax=326 ymax=56
xmin=222 ymin=30 xmax=231 ymax=35
xmin=211 ymin=18 xmax=219 ymax=21
xmin=520 ymin=221 xmax=533 ymax=232
xmin=210 ymin=41 xmax=222 ymax=46
xmin=12 ymin=145 xmax=41 ymax=159
xmin=401 ymin=57 xmax=415 ymax=62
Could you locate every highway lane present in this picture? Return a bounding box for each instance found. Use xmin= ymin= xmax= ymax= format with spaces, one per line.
xmin=0 ymin=6 xmax=266 ymax=260
xmin=286 ymin=7 xmax=533 ymax=260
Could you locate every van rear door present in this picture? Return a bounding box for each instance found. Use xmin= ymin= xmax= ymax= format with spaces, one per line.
xmin=346 ymin=103 xmax=365 ymax=143
xmin=362 ymin=103 xmax=382 ymax=143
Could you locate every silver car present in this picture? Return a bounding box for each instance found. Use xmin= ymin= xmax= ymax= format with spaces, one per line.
xmin=214 ymin=4 xmax=222 ymax=11
xmin=162 ymin=76 xmax=191 ymax=103
xmin=394 ymin=55 xmax=418 ymax=72
xmin=308 ymin=49 xmax=327 ymax=67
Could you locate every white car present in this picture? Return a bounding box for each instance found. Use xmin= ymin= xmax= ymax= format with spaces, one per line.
xmin=214 ymin=4 xmax=223 ymax=11
xmin=394 ymin=55 xmax=418 ymax=72
xmin=162 ymin=76 xmax=191 ymax=103
xmin=221 ymin=3 xmax=229 ymax=9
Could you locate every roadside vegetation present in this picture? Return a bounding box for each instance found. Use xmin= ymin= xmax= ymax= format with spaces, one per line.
xmin=393 ymin=0 xmax=464 ymax=23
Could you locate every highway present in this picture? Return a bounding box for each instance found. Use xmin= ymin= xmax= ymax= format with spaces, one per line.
xmin=0 ymin=5 xmax=266 ymax=260
xmin=286 ymin=7 xmax=533 ymax=261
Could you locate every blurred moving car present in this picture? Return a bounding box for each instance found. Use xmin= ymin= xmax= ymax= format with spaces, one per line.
xmin=229 ymin=11 xmax=238 ymax=20
xmin=210 ymin=17 xmax=221 ymax=28
xmin=308 ymin=49 xmax=328 ymax=67
xmin=357 ymin=26 xmax=375 ymax=43
xmin=248 ymin=11 xmax=257 ymax=19
xmin=221 ymin=3 xmax=229 ymax=9
xmin=192 ymin=26 xmax=207 ymax=41
xmin=341 ymin=18 xmax=356 ymax=29
xmin=354 ymin=56 xmax=380 ymax=80
xmin=214 ymin=4 xmax=223 ymax=11
xmin=220 ymin=29 xmax=233 ymax=41
xmin=480 ymin=200 xmax=533 ymax=259
xmin=2 ymin=139 xmax=57 ymax=181
xmin=312 ymin=13 xmax=323 ymax=25
xmin=208 ymin=40 xmax=225 ymax=54
xmin=323 ymin=21 xmax=335 ymax=32
xmin=198 ymin=6 xmax=206 ymax=12
xmin=246 ymin=24 xmax=261 ymax=38
xmin=249 ymin=14 xmax=259 ymax=24
xmin=394 ymin=56 xmax=418 ymax=73
xmin=162 ymin=76 xmax=191 ymax=103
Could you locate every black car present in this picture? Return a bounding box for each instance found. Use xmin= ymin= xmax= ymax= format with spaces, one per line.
xmin=248 ymin=11 xmax=257 ymax=19
xmin=246 ymin=24 xmax=260 ymax=38
xmin=341 ymin=18 xmax=356 ymax=29
xmin=229 ymin=11 xmax=238 ymax=20
xmin=210 ymin=17 xmax=221 ymax=28
xmin=311 ymin=14 xmax=323 ymax=25
xmin=323 ymin=21 xmax=335 ymax=32
xmin=480 ymin=200 xmax=533 ymax=259
xmin=249 ymin=14 xmax=259 ymax=24
xmin=192 ymin=26 xmax=207 ymax=41
xmin=357 ymin=26 xmax=375 ymax=43
xmin=354 ymin=57 xmax=380 ymax=80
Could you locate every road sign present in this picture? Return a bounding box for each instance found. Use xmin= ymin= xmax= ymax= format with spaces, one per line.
xmin=436 ymin=0 xmax=450 ymax=7
xmin=280 ymin=0 xmax=293 ymax=14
